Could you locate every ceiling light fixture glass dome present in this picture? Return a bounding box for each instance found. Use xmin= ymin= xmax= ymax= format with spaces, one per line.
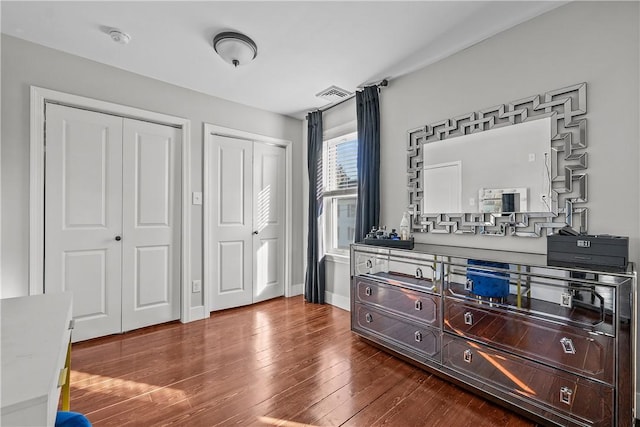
xmin=212 ymin=31 xmax=258 ymax=67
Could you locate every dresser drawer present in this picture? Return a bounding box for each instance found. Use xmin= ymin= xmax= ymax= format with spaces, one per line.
xmin=354 ymin=303 xmax=440 ymax=360
xmin=352 ymin=247 xmax=438 ymax=293
xmin=353 ymin=251 xmax=388 ymax=276
xmin=355 ymin=278 xmax=439 ymax=327
xmin=442 ymin=335 xmax=613 ymax=426
xmin=444 ymin=299 xmax=614 ymax=384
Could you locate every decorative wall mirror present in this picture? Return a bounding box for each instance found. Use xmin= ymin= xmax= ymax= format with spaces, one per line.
xmin=407 ymin=83 xmax=587 ymax=237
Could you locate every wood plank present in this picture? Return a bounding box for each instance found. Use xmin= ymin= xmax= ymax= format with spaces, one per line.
xmin=67 ymin=296 xmax=534 ymax=426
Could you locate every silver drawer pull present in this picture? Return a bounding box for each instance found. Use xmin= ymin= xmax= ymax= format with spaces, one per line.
xmin=365 ymin=286 xmax=372 ymax=296
xmin=415 ymin=267 xmax=423 ymax=279
xmin=463 ymin=349 xmax=473 ymax=363
xmin=560 ymin=292 xmax=572 ymax=307
xmin=464 ymin=312 xmax=474 ymax=325
xmin=465 ymin=279 xmax=473 ymax=291
xmin=560 ymin=337 xmax=576 ymax=354
xmin=415 ymin=300 xmax=422 ymax=311
xmin=365 ymin=313 xmax=373 ymax=323
xmin=414 ymin=331 xmax=422 ymax=342
xmin=366 ymin=259 xmax=373 ymax=272
xmin=560 ymin=386 xmax=573 ymax=405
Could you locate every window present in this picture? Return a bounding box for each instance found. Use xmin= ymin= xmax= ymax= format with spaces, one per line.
xmin=323 ymin=132 xmax=358 ymax=254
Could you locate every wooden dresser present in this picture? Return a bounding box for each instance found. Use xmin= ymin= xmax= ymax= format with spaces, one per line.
xmin=1 ymin=292 xmax=73 ymax=426
xmin=350 ymin=243 xmax=636 ymax=427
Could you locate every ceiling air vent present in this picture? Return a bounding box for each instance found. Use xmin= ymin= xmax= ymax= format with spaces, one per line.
xmin=316 ymin=85 xmax=353 ymax=103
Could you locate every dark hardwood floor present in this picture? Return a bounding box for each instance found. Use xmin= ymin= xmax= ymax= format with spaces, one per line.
xmin=69 ymin=296 xmax=535 ymax=426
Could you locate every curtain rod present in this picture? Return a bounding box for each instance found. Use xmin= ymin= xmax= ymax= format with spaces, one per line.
xmin=316 ymin=79 xmax=388 ymax=113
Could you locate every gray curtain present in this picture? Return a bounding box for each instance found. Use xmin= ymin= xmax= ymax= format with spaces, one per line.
xmin=304 ymin=111 xmax=325 ymax=304
xmin=355 ymin=85 xmax=381 ymax=242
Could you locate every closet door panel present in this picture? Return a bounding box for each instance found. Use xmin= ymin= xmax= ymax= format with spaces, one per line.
xmin=208 ymin=135 xmax=254 ymax=310
xmin=252 ymin=143 xmax=285 ymax=303
xmin=44 ymin=104 xmax=123 ymax=342
xmin=122 ymin=119 xmax=181 ymax=331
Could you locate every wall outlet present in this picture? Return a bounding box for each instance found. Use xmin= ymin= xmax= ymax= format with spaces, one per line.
xmin=528 ymin=153 xmax=536 ymax=162
xmin=191 ymin=280 xmax=202 ymax=293
xmin=192 ymin=192 xmax=202 ymax=205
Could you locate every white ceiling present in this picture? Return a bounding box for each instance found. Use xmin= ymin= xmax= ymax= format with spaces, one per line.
xmin=1 ymin=1 xmax=566 ymax=119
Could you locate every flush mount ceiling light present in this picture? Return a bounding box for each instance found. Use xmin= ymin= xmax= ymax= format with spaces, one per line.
xmin=213 ymin=31 xmax=258 ymax=67
xmin=109 ymin=29 xmax=131 ymax=45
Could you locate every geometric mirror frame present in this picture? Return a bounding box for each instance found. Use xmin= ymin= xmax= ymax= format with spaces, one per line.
xmin=407 ymin=82 xmax=587 ymax=237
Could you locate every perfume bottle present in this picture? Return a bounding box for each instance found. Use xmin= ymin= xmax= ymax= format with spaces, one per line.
xmin=389 ymin=228 xmax=399 ymax=240
xmin=366 ymin=226 xmax=377 ymax=239
xmin=400 ymin=212 xmax=410 ymax=240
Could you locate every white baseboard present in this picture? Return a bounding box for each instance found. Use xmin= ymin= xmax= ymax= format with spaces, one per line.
xmin=325 ymin=291 xmax=350 ymax=311
xmin=289 ymin=283 xmax=303 ymax=297
xmin=187 ymin=305 xmax=206 ymax=322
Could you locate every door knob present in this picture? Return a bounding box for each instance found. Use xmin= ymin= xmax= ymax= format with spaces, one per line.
xmin=115 ymin=236 xmax=122 ymax=241
xmin=253 ymin=230 xmax=259 ymax=235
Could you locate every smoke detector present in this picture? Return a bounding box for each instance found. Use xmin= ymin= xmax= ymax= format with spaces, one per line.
xmin=109 ymin=29 xmax=131 ymax=45
xmin=316 ymin=85 xmax=353 ymax=103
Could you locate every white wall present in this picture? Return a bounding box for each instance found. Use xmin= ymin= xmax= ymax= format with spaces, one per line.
xmin=0 ymin=35 xmax=304 ymax=307
xmin=381 ymin=2 xmax=639 ymax=260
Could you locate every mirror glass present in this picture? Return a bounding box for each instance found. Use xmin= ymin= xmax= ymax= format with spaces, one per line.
xmin=422 ymin=117 xmax=553 ymax=215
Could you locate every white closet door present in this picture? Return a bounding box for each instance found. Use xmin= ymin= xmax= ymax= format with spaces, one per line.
xmin=44 ymin=104 xmax=123 ymax=341
xmin=121 ymin=119 xmax=181 ymax=332
xmin=252 ymin=143 xmax=285 ymax=303
xmin=209 ymin=135 xmax=254 ymax=311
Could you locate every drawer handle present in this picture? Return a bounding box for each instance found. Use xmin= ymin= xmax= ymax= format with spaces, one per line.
xmin=365 ymin=313 xmax=373 ymax=323
xmin=366 ymin=259 xmax=373 ymax=271
xmin=560 ymin=386 xmax=573 ymax=405
xmin=415 ymin=267 xmax=423 ymax=279
xmin=560 ymin=337 xmax=576 ymax=354
xmin=365 ymin=286 xmax=372 ymax=296
xmin=414 ymin=331 xmax=422 ymax=342
xmin=415 ymin=300 xmax=422 ymax=311
xmin=560 ymin=292 xmax=572 ymax=308
xmin=465 ymin=279 xmax=473 ymax=291
xmin=464 ymin=312 xmax=474 ymax=325
xmin=463 ymin=349 xmax=473 ymax=364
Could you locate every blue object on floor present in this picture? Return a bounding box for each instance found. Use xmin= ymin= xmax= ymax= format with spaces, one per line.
xmin=55 ymin=411 xmax=92 ymax=427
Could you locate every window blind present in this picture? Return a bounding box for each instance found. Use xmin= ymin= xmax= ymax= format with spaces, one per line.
xmin=324 ymin=137 xmax=358 ymax=195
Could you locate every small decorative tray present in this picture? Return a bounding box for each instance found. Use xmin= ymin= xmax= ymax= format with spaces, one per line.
xmin=362 ymin=237 xmax=414 ymax=250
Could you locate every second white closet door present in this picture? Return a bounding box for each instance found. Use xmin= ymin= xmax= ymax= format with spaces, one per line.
xmin=252 ymin=142 xmax=285 ymax=303
xmin=121 ymin=118 xmax=181 ymax=332
xmin=208 ymin=135 xmax=285 ymax=311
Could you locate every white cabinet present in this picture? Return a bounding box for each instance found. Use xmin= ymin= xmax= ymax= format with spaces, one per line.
xmin=1 ymin=293 xmax=73 ymax=426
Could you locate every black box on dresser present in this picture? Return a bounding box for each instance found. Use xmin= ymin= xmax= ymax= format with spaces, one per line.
xmin=547 ymin=234 xmax=629 ymax=273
